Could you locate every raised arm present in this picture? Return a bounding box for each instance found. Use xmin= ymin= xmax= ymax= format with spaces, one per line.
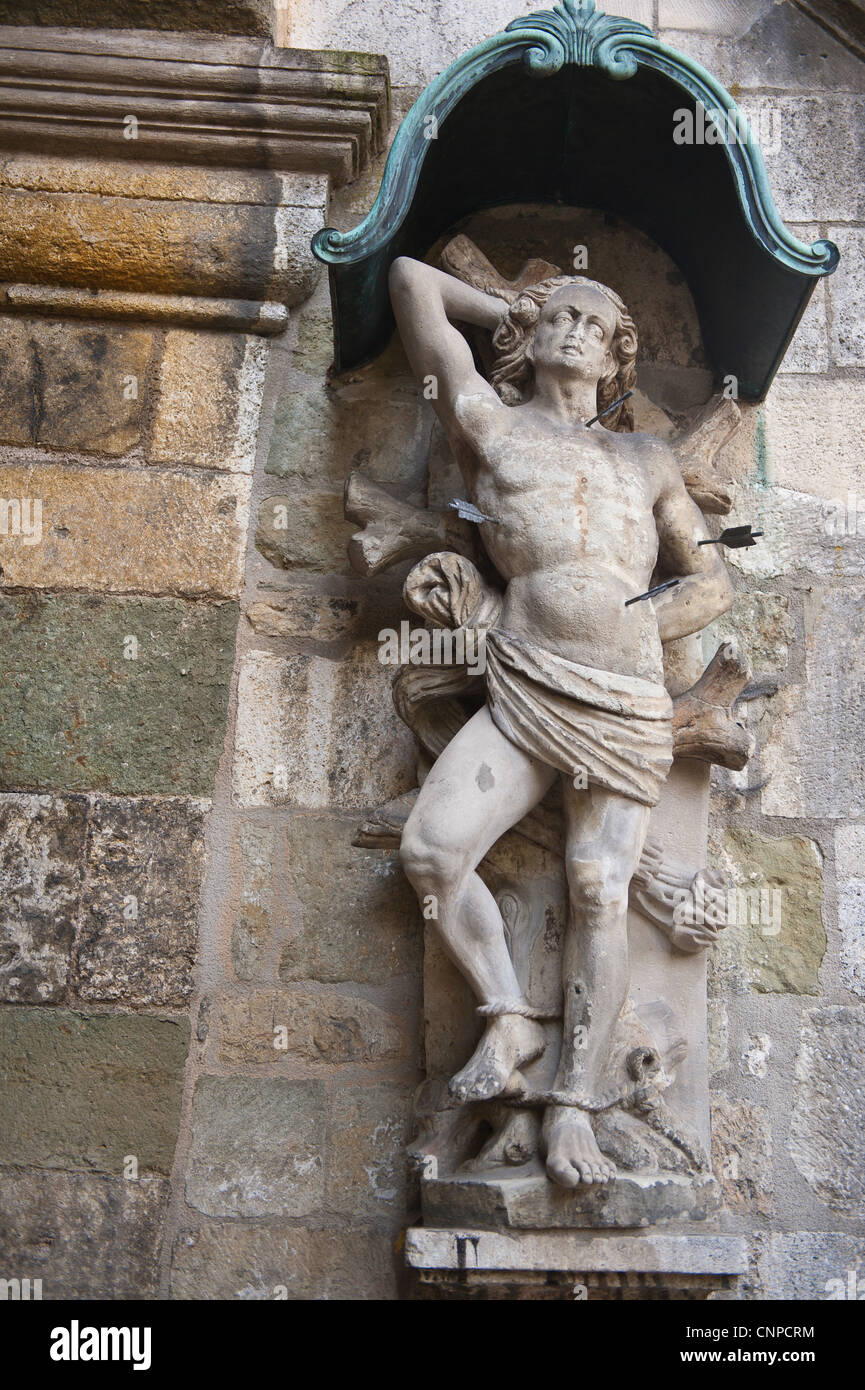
xmin=388 ymin=257 xmax=508 ymax=436
xmin=651 ymin=443 xmax=734 ymax=643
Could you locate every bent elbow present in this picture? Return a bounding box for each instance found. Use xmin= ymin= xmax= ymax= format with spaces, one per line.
xmin=389 ymin=255 xmax=419 ymax=295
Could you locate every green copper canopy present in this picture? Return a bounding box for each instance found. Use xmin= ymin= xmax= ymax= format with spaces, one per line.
xmin=312 ymin=0 xmax=838 ymax=398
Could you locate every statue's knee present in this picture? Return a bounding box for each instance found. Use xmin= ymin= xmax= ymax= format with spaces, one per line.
xmin=567 ymin=856 xmax=629 ymax=920
xmin=400 ymin=824 xmax=457 ymax=894
xmin=566 ymin=856 xmax=604 ymax=909
xmin=399 ymin=824 xmax=428 ymax=887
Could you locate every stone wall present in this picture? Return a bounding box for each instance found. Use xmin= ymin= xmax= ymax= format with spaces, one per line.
xmin=0 ymin=304 xmax=256 ymax=1297
xmin=1 ymin=0 xmax=864 ymax=1301
xmin=0 ymin=22 xmax=395 ymax=1300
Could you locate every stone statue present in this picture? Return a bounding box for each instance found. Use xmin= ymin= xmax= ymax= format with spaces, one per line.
xmin=387 ymin=253 xmax=735 ymax=1191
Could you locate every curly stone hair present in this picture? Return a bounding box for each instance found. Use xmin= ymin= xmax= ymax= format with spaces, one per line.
xmin=490 ymin=275 xmax=638 ymax=432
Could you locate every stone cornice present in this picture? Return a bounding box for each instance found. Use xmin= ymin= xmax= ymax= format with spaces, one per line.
xmin=0 ymin=28 xmax=390 ymax=330
xmin=0 ymin=26 xmax=390 ymax=186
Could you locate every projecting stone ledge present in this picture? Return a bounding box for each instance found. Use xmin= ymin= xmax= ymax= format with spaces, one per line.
xmin=407 ymin=1226 xmax=747 ymax=1298
xmin=0 ymin=28 xmax=391 ymax=328
xmin=0 ymin=27 xmax=389 ymax=183
xmin=406 ymin=1228 xmax=748 ymax=1276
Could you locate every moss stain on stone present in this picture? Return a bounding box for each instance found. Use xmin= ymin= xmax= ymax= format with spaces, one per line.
xmin=0 ymin=594 xmax=239 ymax=796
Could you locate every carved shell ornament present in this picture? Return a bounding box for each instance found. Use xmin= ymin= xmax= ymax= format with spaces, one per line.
xmin=313 ymin=0 xmax=837 ymax=278
xmin=313 ymin=0 xmax=838 ymax=393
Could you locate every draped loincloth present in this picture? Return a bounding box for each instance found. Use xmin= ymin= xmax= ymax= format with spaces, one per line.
xmin=401 ymin=552 xmax=673 ymax=807
xmin=484 ymin=629 xmax=673 ymax=807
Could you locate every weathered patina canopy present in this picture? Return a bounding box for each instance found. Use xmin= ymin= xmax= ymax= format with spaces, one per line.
xmin=312 ymin=0 xmax=839 ymax=399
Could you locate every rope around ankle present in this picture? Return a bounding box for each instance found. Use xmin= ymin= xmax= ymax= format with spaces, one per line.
xmin=476 ymin=1000 xmax=557 ymax=1020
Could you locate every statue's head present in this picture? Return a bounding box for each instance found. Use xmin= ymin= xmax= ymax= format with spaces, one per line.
xmin=490 ymin=276 xmax=638 ymax=431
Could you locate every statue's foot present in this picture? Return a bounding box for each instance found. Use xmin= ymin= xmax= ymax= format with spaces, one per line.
xmin=449 ymin=1016 xmax=545 ymax=1104
xmin=461 ymin=1109 xmax=540 ymax=1172
xmin=543 ymin=1105 xmax=616 ymax=1187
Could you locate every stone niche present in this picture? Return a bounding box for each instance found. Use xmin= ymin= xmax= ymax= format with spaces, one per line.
xmin=340 ymin=203 xmax=755 ymax=1294
xmin=312 ymin=0 xmax=841 ymax=1296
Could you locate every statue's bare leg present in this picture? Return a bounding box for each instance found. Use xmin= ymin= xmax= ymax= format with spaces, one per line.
xmin=543 ymin=783 xmax=651 ymax=1187
xmin=401 ymin=705 xmax=556 ymax=1102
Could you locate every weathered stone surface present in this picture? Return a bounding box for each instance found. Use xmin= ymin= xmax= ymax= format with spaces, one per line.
xmin=292 ymin=300 xmax=336 ymax=376
xmin=216 ymin=988 xmax=406 ymax=1065
xmin=740 ymin=1032 xmax=773 ymax=1080
xmin=0 ymin=594 xmax=237 ymax=795
xmin=407 ymin=1227 xmax=748 ymax=1274
xmin=0 ymin=464 xmax=250 ymax=598
xmin=703 ymin=401 xmax=759 ymax=492
xmin=740 ymin=94 xmax=865 ymax=222
xmin=706 ymin=900 xmax=747 ymax=1000
xmin=707 ymin=998 xmax=729 ymax=1076
xmin=780 ymin=280 xmax=829 ymax=375
xmin=185 ymin=1076 xmax=326 ymax=1218
xmin=727 ymin=484 xmax=865 ymax=582
xmin=835 ymin=825 xmax=865 ymax=1000
xmin=0 ymin=2 xmax=277 ymax=35
xmin=710 ymin=1095 xmax=774 ymax=1215
xmin=288 ymin=0 xmax=653 ymax=86
xmin=422 ymin=1171 xmax=721 ymax=1230
xmin=0 ymin=1007 xmax=188 ymax=1174
xmin=170 ymin=1222 xmax=399 ymax=1300
xmin=233 ymin=647 xmax=417 ymax=808
xmin=790 ymin=1006 xmax=865 ymax=1214
xmin=266 ymin=387 xmax=430 ymax=490
xmin=247 ymin=590 xmax=364 ymax=642
xmin=278 ymin=813 xmax=421 ymax=983
xmin=827 ymin=227 xmax=865 ymax=367
xmin=0 ymin=319 xmax=154 ymax=454
xmin=77 ymin=798 xmax=206 ymax=1007
xmin=662 ymin=3 xmax=865 ymax=90
xmin=0 ymin=793 xmax=87 ymax=1004
xmin=2 ymin=285 xmax=285 ymax=335
xmin=196 ymin=997 xmax=211 ymax=1044
xmin=1 ymin=158 xmax=318 ymax=212
xmin=329 ymin=1082 xmax=414 ymax=1215
xmin=758 ymin=1233 xmax=865 ymax=1301
xmin=703 ymin=592 xmax=792 ymax=675
xmin=0 ymin=1170 xmax=170 ymax=1301
xmin=150 ymin=331 xmax=267 ymax=472
xmin=0 ymin=793 xmax=205 ymax=1007
xmin=659 ymin=0 xmax=774 ymax=34
xmin=720 ymin=829 xmax=825 ymax=994
xmin=762 ymin=589 xmax=865 ymax=818
xmin=0 ymin=165 xmax=325 ymax=307
xmin=256 ymin=491 xmax=353 ymax=573
xmin=762 ymin=378 xmax=865 ymax=499
xmin=231 ymin=822 xmax=276 ymax=982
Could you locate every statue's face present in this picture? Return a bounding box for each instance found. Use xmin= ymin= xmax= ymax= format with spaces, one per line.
xmin=529 ymin=284 xmax=617 ymax=387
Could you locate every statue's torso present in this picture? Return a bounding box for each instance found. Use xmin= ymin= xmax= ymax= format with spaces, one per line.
xmin=455 ymin=397 xmax=666 ymax=682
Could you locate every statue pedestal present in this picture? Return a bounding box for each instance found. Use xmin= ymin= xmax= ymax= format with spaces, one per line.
xmin=420 ymin=1166 xmax=721 ymax=1230
xmin=406 ymin=1225 xmax=747 ymax=1300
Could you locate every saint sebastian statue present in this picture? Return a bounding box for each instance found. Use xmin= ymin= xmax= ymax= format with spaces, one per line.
xmin=390 ymin=256 xmax=733 ymax=1190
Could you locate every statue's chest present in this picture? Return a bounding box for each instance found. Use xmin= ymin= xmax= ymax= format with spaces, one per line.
xmin=476 ymin=433 xmax=653 ymax=527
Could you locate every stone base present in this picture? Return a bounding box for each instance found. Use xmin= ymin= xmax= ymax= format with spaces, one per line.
xmin=421 ymin=1167 xmax=721 ymax=1230
xmin=407 ymin=1227 xmax=747 ymax=1300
